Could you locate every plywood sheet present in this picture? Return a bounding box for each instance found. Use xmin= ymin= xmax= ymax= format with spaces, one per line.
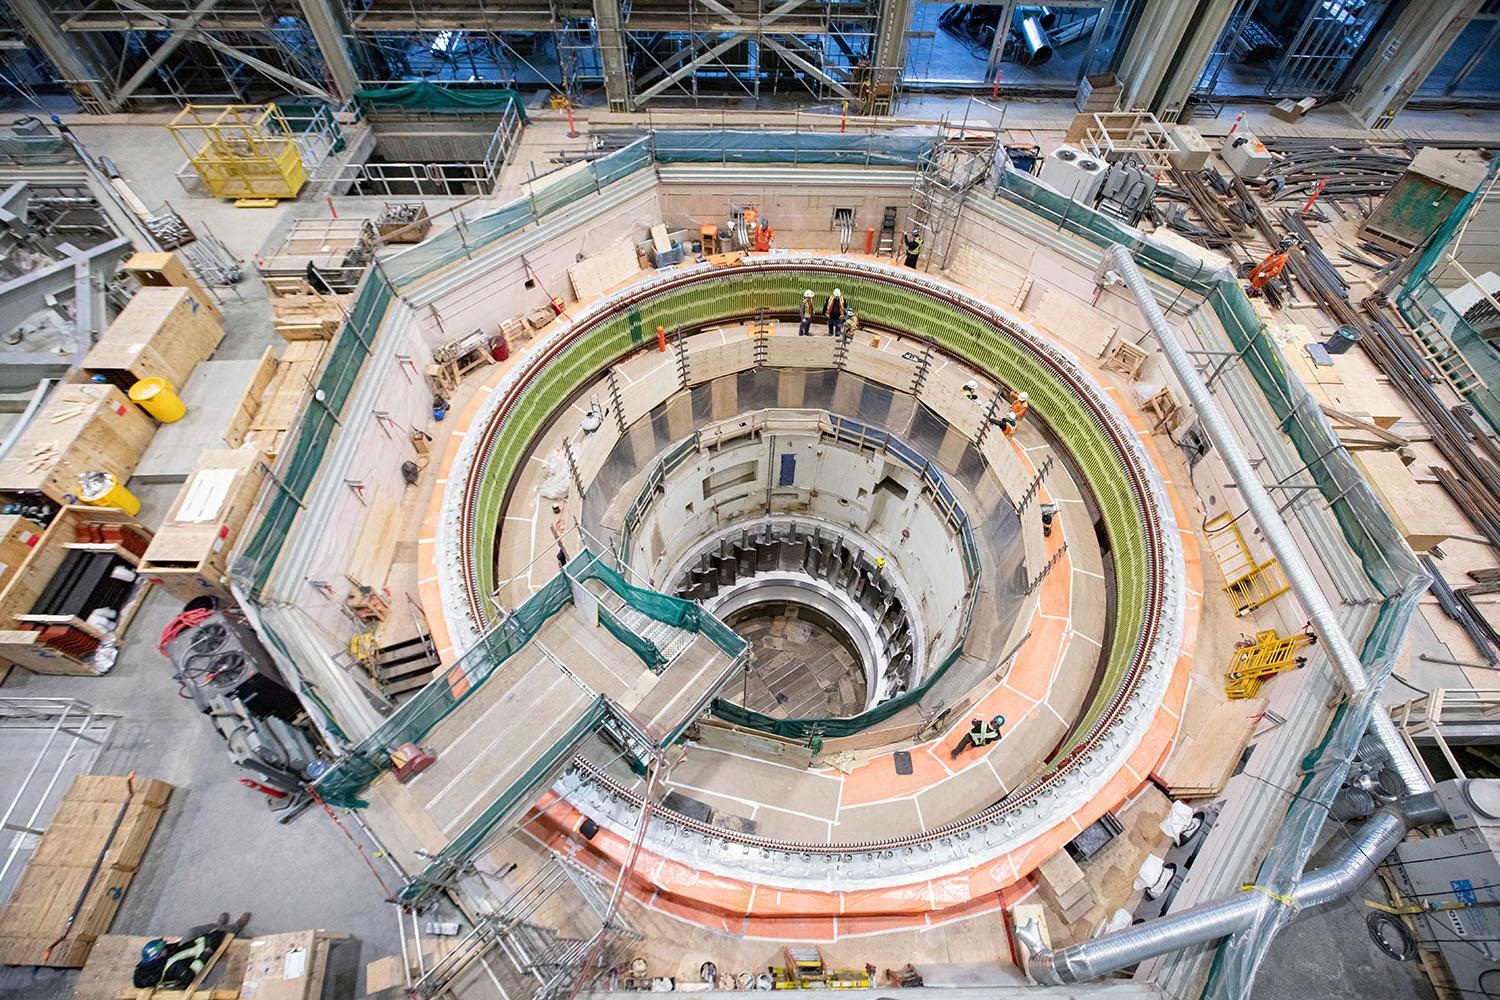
xmin=344 ymin=492 xmax=399 ymax=591
xmin=568 ymin=239 xmax=640 ymax=301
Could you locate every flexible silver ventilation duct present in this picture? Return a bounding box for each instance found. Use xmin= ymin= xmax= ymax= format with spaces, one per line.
xmin=1018 ymin=794 xmax=1447 ymax=984
xmin=1104 ymin=245 xmax=1427 ymax=796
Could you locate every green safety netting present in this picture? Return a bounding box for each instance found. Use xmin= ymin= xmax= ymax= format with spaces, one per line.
xmin=1395 ymin=156 xmax=1500 ymax=437
xmin=312 ymin=549 xmax=745 ymax=808
xmin=236 ymin=270 xmax=391 ymax=592
xmin=399 ymin=696 xmax=609 ymax=904
xmin=650 ymin=128 xmax=933 ymax=167
xmin=353 ymin=81 xmax=529 ymax=120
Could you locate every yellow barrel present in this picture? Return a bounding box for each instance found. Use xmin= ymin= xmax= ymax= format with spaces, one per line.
xmin=128 ymin=377 xmax=186 ymax=423
xmin=78 ymin=471 xmax=141 ymax=516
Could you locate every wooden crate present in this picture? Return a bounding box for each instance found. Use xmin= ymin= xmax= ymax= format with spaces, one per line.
xmin=138 ymin=447 xmax=269 ymax=601
xmin=0 ymin=514 xmax=45 ymax=592
xmin=0 ymin=775 xmax=172 ymax=968
xmin=0 ymin=384 xmax=157 ymax=506
xmin=270 ymin=292 xmax=348 ymax=342
xmin=82 ymin=287 xmax=224 ymax=392
xmin=0 ymin=506 xmax=153 ymax=675
xmin=122 ymin=251 xmax=223 ymax=325
xmin=223 ymin=347 xmax=278 ymax=448
xmin=76 ymin=935 xmax=250 ymax=1000
xmin=245 ymin=341 xmax=327 ymax=457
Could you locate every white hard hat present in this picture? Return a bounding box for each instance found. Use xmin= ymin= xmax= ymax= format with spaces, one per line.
xmin=833 ymin=288 xmax=842 ymax=297
xmin=1017 ymin=391 xmax=1029 ymax=402
xmin=804 ymin=289 xmax=814 ymax=298
xmin=963 ymin=379 xmax=978 ymax=390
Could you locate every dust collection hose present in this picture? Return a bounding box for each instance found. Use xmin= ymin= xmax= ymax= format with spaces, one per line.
xmin=1017 ymin=794 xmax=1447 ymax=984
xmin=1014 ymin=248 xmax=1444 ymax=985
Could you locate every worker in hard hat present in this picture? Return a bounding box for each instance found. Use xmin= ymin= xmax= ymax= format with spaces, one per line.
xmin=825 ymin=288 xmax=846 ymax=338
xmin=1009 ymin=390 xmax=1029 ymax=421
xmin=903 ymin=230 xmax=924 ymax=268
xmin=962 ymin=379 xmax=979 ymax=401
xmin=754 ymin=217 xmax=774 ymax=252
xmin=1246 ymin=236 xmax=1300 ymax=296
xmin=798 ymin=289 xmax=816 ymax=336
xmin=950 ymin=714 xmax=1003 ymax=759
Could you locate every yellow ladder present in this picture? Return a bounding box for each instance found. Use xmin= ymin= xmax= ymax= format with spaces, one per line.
xmin=1206 ymin=512 xmax=1290 ymax=616
xmin=1225 ymin=629 xmax=1314 ymax=699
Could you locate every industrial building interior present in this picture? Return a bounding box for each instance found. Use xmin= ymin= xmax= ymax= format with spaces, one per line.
xmin=5 ymin=1 xmax=1500 ymax=999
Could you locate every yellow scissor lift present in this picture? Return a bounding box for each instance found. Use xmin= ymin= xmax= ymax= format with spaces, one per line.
xmin=1205 ymin=511 xmax=1291 ymax=616
xmin=167 ymin=103 xmax=307 ymax=206
xmin=1225 ymin=630 xmax=1315 ymax=699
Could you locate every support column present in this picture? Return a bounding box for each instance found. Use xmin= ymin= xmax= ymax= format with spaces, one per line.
xmin=868 ymin=0 xmax=913 ymax=115
xmin=1111 ymin=0 xmax=1197 ymax=114
xmin=593 ymin=0 xmax=630 ymax=113
xmin=1342 ymin=0 xmax=1483 ymax=129
xmin=8 ymin=0 xmax=110 ymax=112
xmin=1153 ymin=0 xmax=1237 ymax=121
xmin=297 ymin=0 xmax=363 ymax=100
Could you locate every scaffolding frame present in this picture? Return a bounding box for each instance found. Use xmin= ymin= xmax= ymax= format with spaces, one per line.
xmin=0 ymin=697 xmax=116 ymax=906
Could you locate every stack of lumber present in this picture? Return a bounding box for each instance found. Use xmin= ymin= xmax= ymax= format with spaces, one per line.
xmin=0 ymin=506 xmax=153 ymax=675
xmin=1153 ymin=683 xmax=1265 ymax=798
xmin=138 ymin=447 xmax=269 ymax=601
xmin=0 ymin=384 xmax=156 ymax=506
xmin=1033 ymin=850 xmax=1093 ymax=925
xmin=0 ymin=775 xmax=172 ymax=968
xmin=81 ymin=287 xmax=223 ymax=390
xmin=222 ymin=342 xmax=327 ymax=457
xmin=122 ymin=251 xmax=223 ymax=325
xmin=270 ymin=291 xmax=349 ymax=342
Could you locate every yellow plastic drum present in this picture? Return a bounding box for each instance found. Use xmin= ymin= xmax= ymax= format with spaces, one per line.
xmin=78 ymin=471 xmax=141 ymax=516
xmin=129 ymin=377 xmax=186 ymax=423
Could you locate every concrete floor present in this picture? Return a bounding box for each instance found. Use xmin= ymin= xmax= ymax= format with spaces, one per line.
xmin=0 ymin=589 xmax=408 ymax=998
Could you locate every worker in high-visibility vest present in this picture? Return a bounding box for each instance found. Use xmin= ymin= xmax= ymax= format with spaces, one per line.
xmin=950 ymin=715 xmax=1003 ymax=758
xmin=798 ymin=290 xmax=816 ymax=335
xmin=903 ymin=230 xmax=924 ymax=268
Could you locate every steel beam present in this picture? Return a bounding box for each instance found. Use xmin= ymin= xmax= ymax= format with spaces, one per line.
xmin=108 ymin=0 xmax=337 ymax=102
xmin=0 ymin=236 xmax=131 ymax=353
xmin=629 ymin=0 xmax=810 ymax=108
xmin=7 ymin=0 xmax=110 ymax=110
xmin=761 ymin=35 xmax=854 ymax=99
xmin=296 ymin=0 xmax=363 ymax=99
xmin=107 ymin=0 xmax=228 ymax=111
xmin=592 ymin=0 xmax=630 ymax=112
xmin=868 ymin=0 xmax=913 ymax=114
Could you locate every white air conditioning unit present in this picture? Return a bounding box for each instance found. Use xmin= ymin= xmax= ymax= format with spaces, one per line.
xmin=1038 ymin=144 xmax=1107 ymax=206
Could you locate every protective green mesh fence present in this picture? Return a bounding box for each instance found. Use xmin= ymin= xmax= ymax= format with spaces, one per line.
xmin=381 ymin=140 xmax=651 ymax=288
xmin=235 ymin=270 xmax=391 ymax=592
xmin=1395 ymin=156 xmax=1500 ymax=436
xmin=398 ymin=696 xmax=609 ymax=905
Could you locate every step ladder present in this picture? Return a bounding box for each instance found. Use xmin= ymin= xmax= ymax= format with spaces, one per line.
xmin=1403 ymin=302 xmax=1488 ymax=398
xmin=1206 ymin=512 xmax=1290 ymax=616
xmin=1225 ymin=629 xmax=1314 ymax=699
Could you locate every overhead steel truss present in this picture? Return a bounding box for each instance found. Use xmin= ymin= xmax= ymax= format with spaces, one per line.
xmin=17 ymin=0 xmax=891 ymax=110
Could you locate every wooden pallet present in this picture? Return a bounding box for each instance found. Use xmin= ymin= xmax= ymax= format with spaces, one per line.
xmin=0 ymin=776 xmax=173 ymax=968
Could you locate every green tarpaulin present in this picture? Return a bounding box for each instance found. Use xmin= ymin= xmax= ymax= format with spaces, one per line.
xmin=353 ymin=81 xmax=528 ymax=120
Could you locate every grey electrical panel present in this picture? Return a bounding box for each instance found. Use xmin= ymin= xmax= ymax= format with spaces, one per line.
xmin=1389 ymin=779 xmax=1500 ymax=995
